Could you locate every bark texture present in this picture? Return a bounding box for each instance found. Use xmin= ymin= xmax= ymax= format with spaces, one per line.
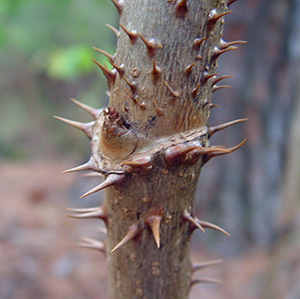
xmin=58 ymin=0 xmax=244 ymax=298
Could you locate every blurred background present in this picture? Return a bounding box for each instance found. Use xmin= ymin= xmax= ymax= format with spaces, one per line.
xmin=0 ymin=0 xmax=299 ymax=298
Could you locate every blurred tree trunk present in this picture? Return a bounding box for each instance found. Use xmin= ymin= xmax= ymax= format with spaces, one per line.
xmin=197 ymin=0 xmax=299 ymax=253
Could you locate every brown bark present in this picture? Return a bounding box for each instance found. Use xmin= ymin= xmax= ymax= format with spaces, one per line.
xmin=59 ymin=0 xmax=243 ymax=298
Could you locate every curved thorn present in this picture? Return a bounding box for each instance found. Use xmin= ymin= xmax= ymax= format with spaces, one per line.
xmin=191 ymin=83 xmax=200 ymax=97
xmin=184 ymin=63 xmax=195 ymax=75
xmin=202 ymin=72 xmax=219 ymax=83
xmin=78 ymin=237 xmax=105 ymax=253
xmin=193 ymin=38 xmax=206 ymax=49
xmin=197 ymin=219 xmax=230 ymax=236
xmin=70 ymin=98 xmax=101 ymax=119
xmin=110 ymin=0 xmax=123 ymax=15
xmin=212 ymin=85 xmax=231 ymax=92
xmin=211 ymin=75 xmax=234 ymax=86
xmin=190 ymin=278 xmax=222 ymax=287
xmin=212 ymin=46 xmax=237 ymax=60
xmin=192 ymin=259 xmax=223 ymax=273
xmin=54 ymin=116 xmax=94 ymax=139
xmin=92 ymin=47 xmax=114 ymax=62
xmin=202 ymin=139 xmax=247 ymax=165
xmin=164 ymin=80 xmax=180 ymax=98
xmin=208 ymin=118 xmax=248 ymax=138
xmin=208 ymin=9 xmax=232 ymax=24
xmin=105 ymin=23 xmax=120 ymax=38
xmin=220 ymin=39 xmax=247 ymax=49
xmin=111 ymin=223 xmax=141 ymax=253
xmin=182 ymin=210 xmax=206 ymax=233
xmin=175 ymin=0 xmax=188 ymax=17
xmin=119 ymin=23 xmax=137 ymax=43
xmin=80 ymin=174 xmax=126 ymax=198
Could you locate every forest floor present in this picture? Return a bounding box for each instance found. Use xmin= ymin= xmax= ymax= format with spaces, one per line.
xmin=0 ymin=160 xmax=299 ymax=299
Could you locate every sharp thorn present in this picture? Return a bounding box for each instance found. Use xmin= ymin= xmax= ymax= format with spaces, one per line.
xmin=220 ymin=39 xmax=247 ymax=49
xmin=78 ymin=237 xmax=105 ymax=253
xmin=184 ymin=63 xmax=195 ymax=75
xmin=212 ymin=46 xmax=238 ymax=60
xmin=111 ymin=223 xmax=141 ymax=253
xmin=91 ymin=58 xmax=116 ymax=87
xmin=124 ymin=89 xmax=145 ymax=109
xmin=107 ymin=59 xmax=125 ymax=77
xmin=193 ymin=38 xmax=206 ymax=49
xmin=92 ymin=47 xmax=114 ymax=62
xmin=151 ymin=59 xmax=161 ymax=82
xmin=62 ymin=157 xmax=98 ymax=174
xmin=70 ymin=98 xmax=101 ymax=120
xmin=191 ymin=83 xmax=200 ymax=97
xmin=66 ymin=206 xmax=107 ymax=221
xmin=138 ymin=33 xmax=157 ymax=55
xmin=175 ymin=0 xmax=188 ymax=17
xmin=153 ymin=99 xmax=163 ymax=116
xmin=212 ymin=85 xmax=231 ymax=92
xmin=80 ymin=174 xmax=126 ymax=198
xmin=122 ymin=77 xmax=136 ymax=92
xmin=105 ymin=23 xmax=120 ymax=38
xmin=211 ymin=75 xmax=234 ymax=86
xmin=202 ymin=72 xmax=219 ymax=83
xmin=54 ymin=116 xmax=94 ymax=139
xmin=66 ymin=207 xmax=101 ymax=213
xmin=192 ymin=259 xmax=223 ymax=273
xmin=182 ymin=210 xmax=206 ymax=233
xmin=110 ymin=0 xmax=123 ymax=15
xmin=197 ymin=219 xmax=230 ymax=236
xmin=208 ymin=118 xmax=248 ymax=138
xmin=145 ymin=206 xmax=163 ymax=248
xmin=164 ymin=80 xmax=180 ymax=98
xmin=119 ymin=23 xmax=137 ymax=43
xmin=208 ymin=9 xmax=232 ymax=24
xmin=190 ymin=278 xmax=222 ymax=287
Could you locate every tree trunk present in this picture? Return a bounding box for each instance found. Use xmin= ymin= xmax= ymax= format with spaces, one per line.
xmin=58 ymin=0 xmax=244 ymax=298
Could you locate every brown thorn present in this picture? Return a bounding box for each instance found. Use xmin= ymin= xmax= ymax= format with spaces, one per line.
xmin=121 ymin=156 xmax=153 ymax=173
xmin=212 ymin=46 xmax=237 ymax=60
xmin=192 ymin=259 xmax=223 ymax=273
xmin=70 ymin=98 xmax=101 ymax=120
xmin=191 ymin=83 xmax=201 ymax=97
xmin=145 ymin=206 xmax=163 ymax=248
xmin=202 ymin=72 xmax=219 ymax=83
xmin=151 ymin=59 xmax=161 ymax=82
xmin=80 ymin=174 xmax=126 ymax=198
xmin=66 ymin=206 xmax=107 ymax=221
xmin=190 ymin=278 xmax=222 ymax=287
xmin=119 ymin=23 xmax=137 ymax=43
xmin=78 ymin=237 xmax=105 ymax=254
xmin=202 ymin=139 xmax=247 ymax=165
xmin=208 ymin=118 xmax=248 ymax=138
xmin=175 ymin=0 xmax=188 ymax=17
xmin=92 ymin=47 xmax=114 ymax=62
xmin=91 ymin=58 xmax=116 ymax=87
xmin=211 ymin=75 xmax=233 ymax=86
xmin=193 ymin=38 xmax=206 ymax=49
xmin=197 ymin=219 xmax=230 ymax=236
xmin=153 ymin=99 xmax=163 ymax=116
xmin=110 ymin=0 xmax=123 ymax=15
xmin=124 ymin=89 xmax=146 ymax=109
xmin=105 ymin=24 xmax=120 ymax=38
xmin=54 ymin=116 xmax=94 ymax=139
xmin=138 ymin=33 xmax=157 ymax=56
xmin=122 ymin=77 xmax=136 ymax=92
xmin=208 ymin=9 xmax=232 ymax=24
xmin=62 ymin=157 xmax=98 ymax=174
xmin=107 ymin=59 xmax=125 ymax=77
xmin=206 ymin=103 xmax=221 ymax=109
xmin=220 ymin=39 xmax=247 ymax=49
xmin=227 ymin=0 xmax=239 ymax=7
xmin=111 ymin=223 xmax=141 ymax=253
xmin=186 ymin=147 xmax=230 ymax=165
xmin=184 ymin=63 xmax=195 ymax=75
xmin=182 ymin=210 xmax=206 ymax=233
xmin=164 ymin=80 xmax=180 ymax=98
xmin=212 ymin=85 xmax=231 ymax=92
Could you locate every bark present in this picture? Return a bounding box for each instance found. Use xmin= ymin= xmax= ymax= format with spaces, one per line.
xmin=59 ymin=0 xmax=243 ymax=298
